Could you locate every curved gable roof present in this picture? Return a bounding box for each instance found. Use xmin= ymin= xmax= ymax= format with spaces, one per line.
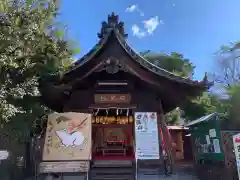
xmin=38 ymin=13 xmax=213 ymax=113
xmin=65 ymin=29 xmax=211 ymax=88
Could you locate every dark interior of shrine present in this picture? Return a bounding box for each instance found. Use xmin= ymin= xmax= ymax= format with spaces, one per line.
xmin=92 ymin=108 xmax=135 ymax=160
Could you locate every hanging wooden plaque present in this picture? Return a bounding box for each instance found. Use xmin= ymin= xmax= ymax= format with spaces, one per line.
xmin=94 ymin=94 xmax=131 ymax=104
xmin=42 ymin=113 xmax=92 ymax=161
xmin=39 ymin=161 xmax=89 ymax=173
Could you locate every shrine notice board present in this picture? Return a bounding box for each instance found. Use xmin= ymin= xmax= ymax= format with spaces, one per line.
xmin=134 ymin=112 xmax=160 ymax=160
xmin=40 ymin=112 xmax=92 ymax=173
xmin=233 ymin=133 xmax=240 ymax=180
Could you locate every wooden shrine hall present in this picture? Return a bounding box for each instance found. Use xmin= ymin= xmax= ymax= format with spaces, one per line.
xmin=38 ymin=12 xmax=211 ymax=179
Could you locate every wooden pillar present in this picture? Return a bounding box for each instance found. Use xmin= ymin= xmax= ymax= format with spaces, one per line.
xmin=178 ymin=131 xmax=184 ymax=159
xmin=158 ymin=101 xmax=174 ymax=173
xmin=156 ymin=112 xmax=164 ymax=165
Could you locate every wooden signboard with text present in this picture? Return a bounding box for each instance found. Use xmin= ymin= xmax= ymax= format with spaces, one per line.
xmin=94 ymin=94 xmax=131 ymax=104
xmin=42 ymin=113 xmax=92 ymax=161
xmin=40 ymin=112 xmax=92 ymax=173
xmin=39 ymin=161 xmax=89 ymax=173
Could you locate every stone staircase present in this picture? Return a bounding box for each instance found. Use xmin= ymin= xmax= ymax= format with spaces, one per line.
xmin=90 ymin=160 xmax=135 ymax=180
xmin=136 ymin=168 xmax=166 ymax=180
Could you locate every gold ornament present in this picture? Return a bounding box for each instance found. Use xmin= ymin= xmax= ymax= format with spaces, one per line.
xmin=100 ymin=116 xmax=104 ymax=124
xmin=129 ymin=116 xmax=133 ymax=123
xmin=92 ymin=116 xmax=96 ymax=123
xmin=96 ymin=116 xmax=99 ymax=123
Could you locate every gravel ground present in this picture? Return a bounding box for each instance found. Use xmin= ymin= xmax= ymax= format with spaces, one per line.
xmin=163 ymin=171 xmax=199 ymax=180
xmin=137 ymin=162 xmax=199 ymax=180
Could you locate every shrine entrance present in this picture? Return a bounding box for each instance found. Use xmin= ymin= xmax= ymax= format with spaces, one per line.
xmin=38 ymin=12 xmax=211 ymax=179
xmin=91 ymin=109 xmax=135 ymax=161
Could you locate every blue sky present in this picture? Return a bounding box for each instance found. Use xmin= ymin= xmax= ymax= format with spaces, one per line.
xmin=58 ymin=0 xmax=240 ymax=80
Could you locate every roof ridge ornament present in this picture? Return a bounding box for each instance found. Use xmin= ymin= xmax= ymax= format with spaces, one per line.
xmin=202 ymin=72 xmax=213 ymax=87
xmin=97 ymin=12 xmax=128 ymax=39
xmin=94 ymin=57 xmax=128 ymax=74
xmin=203 ymin=72 xmax=208 ymax=82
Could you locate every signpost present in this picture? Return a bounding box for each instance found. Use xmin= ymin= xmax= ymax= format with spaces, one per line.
xmin=233 ymin=133 xmax=240 ymax=180
xmin=0 ymin=150 xmax=9 ymax=160
xmin=134 ymin=112 xmax=160 ymax=160
xmin=134 ymin=112 xmax=160 ymax=180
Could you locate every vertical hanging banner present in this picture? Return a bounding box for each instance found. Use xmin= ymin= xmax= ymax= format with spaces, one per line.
xmin=40 ymin=112 xmax=92 ymax=173
xmin=233 ymin=133 xmax=240 ymax=180
xmin=134 ymin=112 xmax=160 ymax=160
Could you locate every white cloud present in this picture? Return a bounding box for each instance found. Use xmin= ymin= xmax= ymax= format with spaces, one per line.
xmin=125 ymin=4 xmax=144 ymax=16
xmin=131 ymin=16 xmax=164 ymax=38
xmin=143 ymin=16 xmax=162 ymax=35
xmin=137 ymin=9 xmax=145 ymax=17
xmin=126 ymin=4 xmax=137 ymax=12
xmin=131 ymin=24 xmax=146 ymax=38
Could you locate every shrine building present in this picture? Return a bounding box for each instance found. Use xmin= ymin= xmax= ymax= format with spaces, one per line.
xmin=38 ymin=12 xmax=211 ymax=180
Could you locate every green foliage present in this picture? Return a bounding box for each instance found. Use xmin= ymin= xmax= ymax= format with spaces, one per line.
xmin=165 ymin=108 xmax=183 ymax=125
xmin=225 ymin=84 xmax=240 ymax=124
xmin=209 ymin=42 xmax=240 ymax=127
xmin=143 ymin=51 xmax=200 ymax=124
xmin=142 ymin=49 xmax=240 ymax=125
xmin=142 ymin=51 xmax=195 ymax=78
xmin=142 ymin=50 xmax=233 ymax=124
xmin=182 ymin=92 xmax=226 ymax=122
xmin=0 ymin=0 xmax=78 ymax=140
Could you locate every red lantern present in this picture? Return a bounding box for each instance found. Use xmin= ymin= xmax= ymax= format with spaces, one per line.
xmin=68 ymin=127 xmax=73 ymax=133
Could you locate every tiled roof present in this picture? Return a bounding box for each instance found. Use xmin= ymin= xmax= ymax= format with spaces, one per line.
xmin=185 ymin=112 xmax=219 ymax=127
xmin=168 ymin=125 xmax=189 ymax=130
xmin=65 ymin=28 xmax=211 ymax=87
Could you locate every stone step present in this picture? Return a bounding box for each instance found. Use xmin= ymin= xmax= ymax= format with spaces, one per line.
xmin=137 ymin=168 xmax=165 ymax=175
xmin=92 ymin=160 xmax=133 ymax=168
xmin=91 ymin=177 xmax=133 ymax=180
xmin=90 ymin=167 xmax=134 ymax=180
xmin=91 ymin=174 xmax=133 ymax=180
xmin=91 ymin=167 xmax=134 ymax=174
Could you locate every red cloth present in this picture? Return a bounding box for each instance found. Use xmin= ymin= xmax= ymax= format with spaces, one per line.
xmin=160 ymin=128 xmax=165 ymax=151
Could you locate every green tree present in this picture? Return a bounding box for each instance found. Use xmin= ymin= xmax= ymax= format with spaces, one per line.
xmin=142 ymin=51 xmax=210 ymax=124
xmin=181 ymin=92 xmax=225 ymax=122
xmin=0 ymin=1 xmax=79 ymax=178
xmin=0 ymin=0 xmax=79 ymax=161
xmin=142 ymin=51 xmax=195 ymax=78
xmin=0 ymin=0 xmax=77 ymax=123
xmin=209 ymin=42 xmax=240 ymax=127
xmin=165 ymin=107 xmax=183 ymax=125
xmin=227 ymin=84 xmax=240 ymax=125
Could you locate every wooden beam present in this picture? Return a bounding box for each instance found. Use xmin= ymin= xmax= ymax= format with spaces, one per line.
xmin=89 ymin=104 xmax=137 ymax=109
